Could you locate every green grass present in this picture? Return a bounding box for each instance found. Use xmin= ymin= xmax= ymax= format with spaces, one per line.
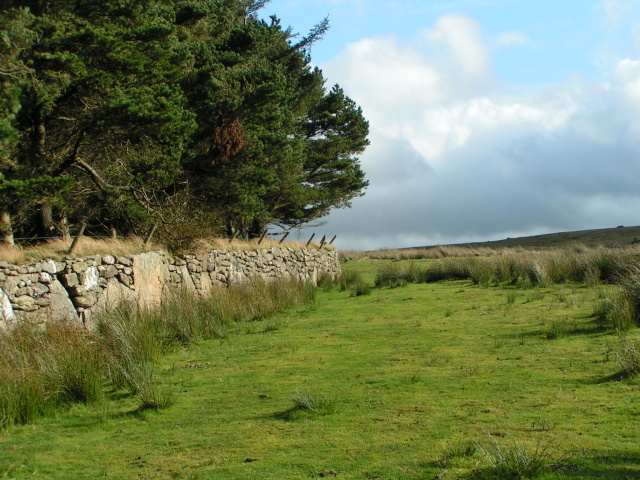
xmin=0 ymin=260 xmax=639 ymax=479
xmin=0 ymin=278 xmax=315 ymax=428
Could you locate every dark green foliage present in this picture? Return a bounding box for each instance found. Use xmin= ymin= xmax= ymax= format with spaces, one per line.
xmin=0 ymin=1 xmax=368 ymax=246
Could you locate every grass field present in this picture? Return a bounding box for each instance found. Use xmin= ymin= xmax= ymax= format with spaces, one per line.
xmin=1 ymin=259 xmax=639 ymax=479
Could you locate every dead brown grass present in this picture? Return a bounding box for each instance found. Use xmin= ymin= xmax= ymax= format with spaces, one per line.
xmin=339 ymin=245 xmax=497 ymax=261
xmin=0 ymin=237 xmax=156 ymax=264
xmin=0 ymin=236 xmax=334 ymax=264
xmin=189 ymin=236 xmax=335 ymax=253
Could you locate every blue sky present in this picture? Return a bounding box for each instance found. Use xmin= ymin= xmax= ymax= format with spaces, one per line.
xmin=261 ymin=0 xmax=640 ymax=249
xmin=264 ymin=0 xmax=606 ymax=84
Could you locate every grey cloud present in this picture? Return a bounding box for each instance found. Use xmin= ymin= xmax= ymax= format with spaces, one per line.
xmin=303 ymin=18 xmax=640 ymax=250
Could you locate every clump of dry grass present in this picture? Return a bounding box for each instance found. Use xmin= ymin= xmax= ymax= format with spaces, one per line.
xmin=339 ymin=246 xmax=497 ymax=262
xmin=0 ymin=237 xmax=156 ymax=264
xmin=177 ymin=237 xmax=335 ymax=253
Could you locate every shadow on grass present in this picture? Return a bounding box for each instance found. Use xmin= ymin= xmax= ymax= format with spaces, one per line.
xmin=268 ymin=407 xmax=308 ymax=422
xmin=461 ymin=452 xmax=640 ymax=480
xmin=567 ymin=321 xmax=610 ymax=336
xmin=506 ymin=316 xmax=611 ymax=343
xmin=257 ymin=404 xmax=327 ymax=422
xmin=555 ymin=453 xmax=640 ymax=479
xmin=590 ymin=370 xmax=637 ymax=384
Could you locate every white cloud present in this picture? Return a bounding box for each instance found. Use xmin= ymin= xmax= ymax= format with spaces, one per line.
xmin=594 ymin=0 xmax=640 ymax=73
xmin=317 ymin=14 xmax=640 ymax=249
xmin=421 ymin=15 xmax=492 ymax=84
xmin=601 ymin=0 xmax=632 ymax=26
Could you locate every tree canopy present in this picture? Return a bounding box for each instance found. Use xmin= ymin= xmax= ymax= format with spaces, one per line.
xmin=0 ymin=0 xmax=369 ymax=249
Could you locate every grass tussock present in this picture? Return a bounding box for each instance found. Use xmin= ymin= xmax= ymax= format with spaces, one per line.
xmin=0 ymin=278 xmax=315 ymax=427
xmin=284 ymin=390 xmax=343 ymax=420
xmin=475 ymin=438 xmax=565 ymax=480
xmin=0 ymin=322 xmax=104 ymax=429
xmin=339 ymin=269 xmax=372 ymax=296
xmin=589 ymin=265 xmax=640 ymax=332
xmin=616 ymin=265 xmax=640 ymax=327
xmin=436 ymin=441 xmax=477 ymax=468
xmin=608 ymin=338 xmax=640 ymax=377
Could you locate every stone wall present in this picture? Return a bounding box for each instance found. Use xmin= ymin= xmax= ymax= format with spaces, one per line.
xmin=0 ymin=247 xmax=340 ymax=330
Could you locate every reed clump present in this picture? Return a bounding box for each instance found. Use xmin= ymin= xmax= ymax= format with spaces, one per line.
xmin=0 ymin=322 xmax=104 ymax=429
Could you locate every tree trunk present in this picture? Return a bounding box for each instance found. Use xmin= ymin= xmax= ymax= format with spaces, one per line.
xmin=1 ymin=209 xmax=15 ymax=246
xmin=248 ymin=219 xmax=264 ymax=239
xmin=39 ymin=202 xmax=55 ymax=238
xmin=58 ymin=215 xmax=70 ymax=241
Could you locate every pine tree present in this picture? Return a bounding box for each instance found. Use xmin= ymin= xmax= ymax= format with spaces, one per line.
xmin=0 ymin=0 xmax=369 ymax=246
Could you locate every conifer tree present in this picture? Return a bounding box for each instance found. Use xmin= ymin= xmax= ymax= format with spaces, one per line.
xmin=0 ymin=0 xmax=369 ymax=246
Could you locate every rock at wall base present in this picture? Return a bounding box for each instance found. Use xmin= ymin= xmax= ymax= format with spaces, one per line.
xmin=131 ymin=252 xmax=167 ymax=310
xmin=82 ymin=279 xmax=137 ymax=331
xmin=48 ymin=279 xmax=82 ymax=325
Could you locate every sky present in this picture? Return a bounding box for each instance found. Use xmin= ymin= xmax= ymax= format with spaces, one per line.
xmin=260 ymin=0 xmax=640 ymax=250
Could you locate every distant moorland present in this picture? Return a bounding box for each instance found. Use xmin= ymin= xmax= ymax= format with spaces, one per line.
xmin=420 ymin=225 xmax=640 ymax=250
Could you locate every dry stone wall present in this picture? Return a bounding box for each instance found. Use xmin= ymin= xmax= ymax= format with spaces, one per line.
xmin=0 ymin=247 xmax=340 ymax=330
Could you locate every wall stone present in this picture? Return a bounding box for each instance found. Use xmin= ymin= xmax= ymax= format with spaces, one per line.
xmin=0 ymin=247 xmax=340 ymax=330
